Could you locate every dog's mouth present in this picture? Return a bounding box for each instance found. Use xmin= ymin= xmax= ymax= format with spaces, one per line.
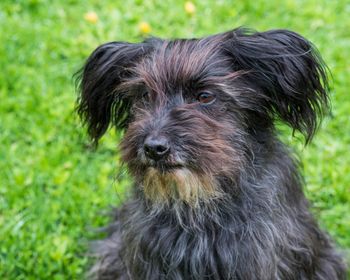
xmin=148 ymin=161 xmax=184 ymax=173
xmin=141 ymin=151 xmax=186 ymax=173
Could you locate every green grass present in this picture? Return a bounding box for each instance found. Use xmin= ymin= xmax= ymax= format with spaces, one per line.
xmin=1 ymin=0 xmax=349 ymax=278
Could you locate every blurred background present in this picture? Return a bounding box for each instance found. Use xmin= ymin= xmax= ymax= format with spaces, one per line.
xmin=0 ymin=0 xmax=349 ymax=278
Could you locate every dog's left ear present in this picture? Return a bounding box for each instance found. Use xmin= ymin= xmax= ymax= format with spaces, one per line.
xmin=222 ymin=28 xmax=329 ymax=143
xmin=76 ymin=41 xmax=155 ymax=143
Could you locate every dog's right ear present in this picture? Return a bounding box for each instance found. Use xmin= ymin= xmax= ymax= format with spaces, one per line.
xmin=76 ymin=41 xmax=153 ymax=143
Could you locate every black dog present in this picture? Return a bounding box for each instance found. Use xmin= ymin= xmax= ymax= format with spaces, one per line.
xmin=77 ymin=28 xmax=346 ymax=279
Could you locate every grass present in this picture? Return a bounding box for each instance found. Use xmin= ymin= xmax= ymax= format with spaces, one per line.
xmin=0 ymin=0 xmax=349 ymax=278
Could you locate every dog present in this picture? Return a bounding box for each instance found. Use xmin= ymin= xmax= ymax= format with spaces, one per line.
xmin=77 ymin=28 xmax=346 ymax=279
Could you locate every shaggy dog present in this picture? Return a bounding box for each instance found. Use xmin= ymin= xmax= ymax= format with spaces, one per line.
xmin=77 ymin=28 xmax=346 ymax=279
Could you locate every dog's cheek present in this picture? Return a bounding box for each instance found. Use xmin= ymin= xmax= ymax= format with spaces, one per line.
xmin=184 ymin=118 xmax=243 ymax=177
xmin=120 ymin=120 xmax=146 ymax=165
xmin=198 ymin=138 xmax=243 ymax=178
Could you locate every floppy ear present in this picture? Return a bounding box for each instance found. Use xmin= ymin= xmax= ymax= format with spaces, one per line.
xmin=76 ymin=41 xmax=153 ymax=143
xmin=222 ymin=28 xmax=329 ymax=143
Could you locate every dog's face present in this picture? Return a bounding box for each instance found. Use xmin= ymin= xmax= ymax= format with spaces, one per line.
xmin=119 ymin=38 xmax=247 ymax=204
xmin=77 ymin=28 xmax=328 ymax=205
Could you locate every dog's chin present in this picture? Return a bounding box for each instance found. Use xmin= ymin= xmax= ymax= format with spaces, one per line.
xmin=142 ymin=166 xmax=222 ymax=206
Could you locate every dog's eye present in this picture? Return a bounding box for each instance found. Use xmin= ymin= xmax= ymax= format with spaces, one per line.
xmin=197 ymin=92 xmax=216 ymax=105
xmin=141 ymin=90 xmax=149 ymax=103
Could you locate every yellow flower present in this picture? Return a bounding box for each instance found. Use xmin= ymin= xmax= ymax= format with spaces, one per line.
xmin=139 ymin=21 xmax=152 ymax=34
xmin=184 ymin=1 xmax=196 ymax=15
xmin=84 ymin=11 xmax=98 ymax=24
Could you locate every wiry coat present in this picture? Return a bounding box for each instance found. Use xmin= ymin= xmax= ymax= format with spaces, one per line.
xmin=77 ymin=28 xmax=346 ymax=279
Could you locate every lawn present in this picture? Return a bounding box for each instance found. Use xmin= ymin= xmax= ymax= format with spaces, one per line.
xmin=0 ymin=0 xmax=349 ymax=278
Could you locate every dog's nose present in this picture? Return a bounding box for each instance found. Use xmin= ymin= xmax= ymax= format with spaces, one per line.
xmin=144 ymin=136 xmax=170 ymax=161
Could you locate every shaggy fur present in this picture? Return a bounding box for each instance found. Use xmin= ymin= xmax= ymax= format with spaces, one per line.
xmin=77 ymin=28 xmax=347 ymax=279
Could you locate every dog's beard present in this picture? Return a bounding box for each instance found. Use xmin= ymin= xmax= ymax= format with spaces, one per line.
xmin=142 ymin=167 xmax=222 ymax=206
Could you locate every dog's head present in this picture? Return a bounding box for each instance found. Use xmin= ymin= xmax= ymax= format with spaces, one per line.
xmin=77 ymin=28 xmax=329 ymax=206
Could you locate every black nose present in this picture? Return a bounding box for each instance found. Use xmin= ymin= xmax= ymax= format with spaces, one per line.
xmin=144 ymin=136 xmax=170 ymax=161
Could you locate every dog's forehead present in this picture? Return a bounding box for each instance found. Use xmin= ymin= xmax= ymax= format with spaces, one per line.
xmin=136 ymin=38 xmax=229 ymax=93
